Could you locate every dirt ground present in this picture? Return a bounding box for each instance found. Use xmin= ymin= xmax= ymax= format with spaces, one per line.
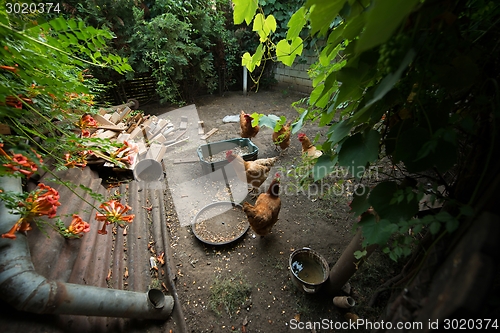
xmin=142 ymin=87 xmax=403 ymax=333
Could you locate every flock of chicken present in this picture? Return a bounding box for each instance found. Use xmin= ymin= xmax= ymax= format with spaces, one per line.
xmin=225 ymin=111 xmax=321 ymax=237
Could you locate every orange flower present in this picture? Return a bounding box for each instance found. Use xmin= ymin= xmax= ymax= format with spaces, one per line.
xmin=5 ymin=95 xmax=22 ymax=109
xmin=64 ymin=152 xmax=88 ymax=169
xmin=0 ymin=65 xmax=18 ymax=74
xmin=95 ymin=200 xmax=135 ymax=235
xmin=81 ymin=114 xmax=98 ymax=127
xmin=68 ymin=214 xmax=90 ymax=235
xmin=1 ymin=149 xmax=41 ymax=177
xmin=1 ymin=184 xmax=60 ymax=239
xmin=119 ymin=154 xmax=134 ymax=165
xmin=22 ymin=183 xmax=61 ymax=218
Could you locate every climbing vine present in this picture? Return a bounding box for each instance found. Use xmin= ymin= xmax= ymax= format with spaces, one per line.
xmin=233 ymin=0 xmax=500 ymax=260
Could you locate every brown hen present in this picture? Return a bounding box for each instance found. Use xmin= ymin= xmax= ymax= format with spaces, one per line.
xmin=240 ymin=110 xmax=260 ymax=139
xmin=242 ymin=173 xmax=281 ymax=236
xmin=272 ymin=120 xmax=292 ymax=153
xmin=298 ymin=132 xmax=323 ymax=158
xmin=226 ymin=150 xmax=278 ymax=191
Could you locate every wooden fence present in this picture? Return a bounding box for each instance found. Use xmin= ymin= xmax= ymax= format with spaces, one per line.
xmin=100 ymin=72 xmax=158 ymax=106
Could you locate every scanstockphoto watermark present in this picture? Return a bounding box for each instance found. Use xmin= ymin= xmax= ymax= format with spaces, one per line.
xmin=284 ymin=164 xmax=380 ymax=181
xmin=288 ymin=318 xmax=424 ymax=331
xmin=281 ymin=179 xmax=368 ymax=198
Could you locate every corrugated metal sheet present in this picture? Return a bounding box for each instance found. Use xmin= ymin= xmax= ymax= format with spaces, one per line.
xmin=0 ymin=167 xmax=186 ymax=332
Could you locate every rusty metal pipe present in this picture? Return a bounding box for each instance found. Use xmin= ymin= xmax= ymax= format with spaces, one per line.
xmin=0 ymin=176 xmax=173 ymax=319
xmin=325 ymin=228 xmax=378 ymax=295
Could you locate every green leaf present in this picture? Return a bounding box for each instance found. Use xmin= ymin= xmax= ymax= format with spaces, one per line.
xmin=361 ymin=49 xmax=416 ymax=110
xmin=338 ymin=130 xmax=380 ymax=178
xmin=356 ymin=0 xmax=420 ymax=54
xmin=354 ymin=250 xmax=367 ymax=260
xmin=359 ymin=215 xmax=397 ymax=246
xmin=258 ymin=114 xmax=280 ymax=129
xmin=446 ymin=218 xmax=459 ymax=233
xmin=286 ymin=7 xmax=308 ymax=40
xmin=253 ymin=43 xmax=264 ymax=68
xmin=242 ymin=44 xmax=264 ymax=73
xmin=334 ymin=62 xmax=374 ymax=109
xmin=242 ymin=52 xmax=253 ymax=69
xmin=305 ymin=0 xmax=348 ymax=37
xmin=233 ymin=0 xmax=259 ymax=25
xmin=49 ymin=17 xmax=67 ymax=31
xmin=68 ymin=19 xmax=78 ymax=30
xmin=430 ymin=221 xmax=441 ymax=235
xmin=253 ymin=14 xmax=277 ymax=42
xmin=435 ymin=211 xmax=453 ymax=223
xmin=276 ymin=37 xmax=303 ymax=66
xmin=292 ymin=109 xmax=308 ymax=134
xmin=369 ymin=181 xmax=419 ymax=222
xmin=349 ymin=185 xmax=371 ymax=216
xmin=460 ymin=205 xmax=474 ymax=217
xmin=343 ymin=14 xmax=365 ymax=41
xmin=313 ymin=154 xmax=336 ymax=181
xmin=327 ymin=119 xmax=353 ymax=146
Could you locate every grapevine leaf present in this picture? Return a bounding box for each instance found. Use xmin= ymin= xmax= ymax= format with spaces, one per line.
xmin=460 ymin=205 xmax=474 ymax=217
xmin=276 ymin=37 xmax=303 ymax=66
xmin=253 ymin=14 xmax=277 ymax=42
xmin=356 ymin=0 xmax=420 ymax=54
xmin=327 ymin=119 xmax=353 ymax=146
xmin=359 ymin=215 xmax=397 ymax=247
xmin=233 ymin=0 xmax=259 ymax=25
xmin=349 ymin=185 xmax=371 ymax=216
xmin=304 ymin=0 xmax=348 ymax=37
xmin=258 ymin=114 xmax=280 ymax=129
xmin=369 ymin=181 xmax=419 ymax=222
xmin=338 ymin=130 xmax=380 ymax=178
xmin=312 ymin=154 xmax=337 ymax=181
xmin=430 ymin=221 xmax=441 ymax=235
xmin=291 ymin=109 xmax=308 ymax=134
xmin=286 ymin=7 xmax=308 ymax=40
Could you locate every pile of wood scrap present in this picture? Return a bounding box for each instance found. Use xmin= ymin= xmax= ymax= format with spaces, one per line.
xmin=88 ymin=101 xmax=189 ymax=174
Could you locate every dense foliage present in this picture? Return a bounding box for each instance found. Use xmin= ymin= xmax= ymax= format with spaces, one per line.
xmin=0 ymin=4 xmax=135 ymax=238
xmin=235 ymin=0 xmax=500 ymax=260
xmin=62 ymin=0 xmax=240 ymax=104
xmin=0 ymin=3 xmax=131 ymax=160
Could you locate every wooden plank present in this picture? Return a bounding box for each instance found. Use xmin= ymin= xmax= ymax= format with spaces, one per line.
xmin=150 ymin=134 xmax=166 ymax=144
xmin=126 ymin=123 xmax=137 ymax=134
xmin=119 ymin=106 xmax=132 ymax=122
xmin=200 ymin=128 xmax=218 ymax=140
xmin=93 ymin=114 xmax=116 ymax=127
xmin=173 ymin=157 xmax=199 ymax=164
xmin=179 ymin=116 xmax=188 ymax=130
xmin=110 ymin=112 xmax=121 ymax=124
xmin=142 ymin=116 xmax=155 ymax=127
xmin=137 ymin=141 xmax=148 ymax=156
xmin=164 ymin=130 xmax=186 ymax=145
xmin=116 ymin=133 xmax=130 ymax=143
xmin=97 ymin=124 xmax=127 ymax=131
xmin=165 ymin=137 xmax=189 ymax=148
xmin=145 ymin=143 xmax=166 ymax=162
xmin=95 ymin=130 xmax=118 ymax=140
xmin=129 ymin=125 xmax=144 ymax=140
